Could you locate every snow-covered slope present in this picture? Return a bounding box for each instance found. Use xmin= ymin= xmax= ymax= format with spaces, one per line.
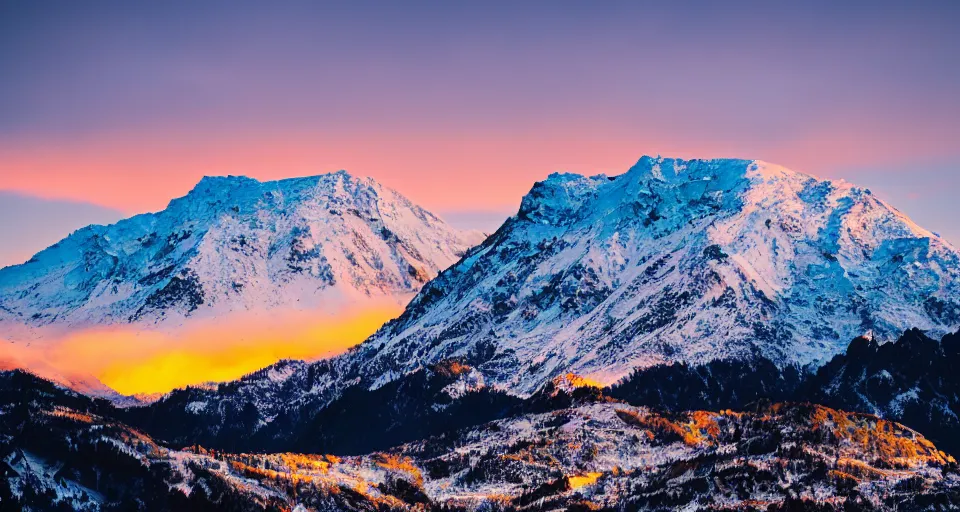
xmin=345 ymin=157 xmax=960 ymax=393
xmin=0 ymin=171 xmax=484 ymax=337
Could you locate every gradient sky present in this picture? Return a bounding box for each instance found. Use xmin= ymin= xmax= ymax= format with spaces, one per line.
xmin=2 ymin=0 xmax=959 ymax=267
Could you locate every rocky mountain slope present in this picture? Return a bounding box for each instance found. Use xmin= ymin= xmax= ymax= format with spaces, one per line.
xmin=122 ymin=359 xmax=525 ymax=455
xmin=351 ymin=157 xmax=960 ymax=393
xmin=0 ymin=170 xmax=483 ymax=336
xmin=607 ymin=328 xmax=960 ymax=458
xmin=4 ymin=370 xmax=960 ymax=511
xmin=803 ymin=328 xmax=960 ymax=458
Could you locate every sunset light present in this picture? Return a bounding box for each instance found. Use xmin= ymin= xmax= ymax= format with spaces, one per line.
xmin=5 ymin=304 xmax=403 ymax=396
xmin=2 ymin=2 xmax=959 ymax=509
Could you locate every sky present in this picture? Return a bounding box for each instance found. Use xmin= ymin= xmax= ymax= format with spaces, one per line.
xmin=2 ymin=0 xmax=960 ymax=265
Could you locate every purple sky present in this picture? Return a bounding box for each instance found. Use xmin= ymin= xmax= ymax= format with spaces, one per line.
xmin=1 ymin=0 xmax=959 ymax=266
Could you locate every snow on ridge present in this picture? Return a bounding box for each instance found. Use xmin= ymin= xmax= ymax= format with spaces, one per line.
xmin=336 ymin=156 xmax=960 ymax=395
xmin=0 ymin=169 xmax=485 ymax=383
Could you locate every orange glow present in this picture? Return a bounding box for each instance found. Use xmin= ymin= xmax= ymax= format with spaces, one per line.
xmin=555 ymin=372 xmax=603 ymax=389
xmin=4 ymin=302 xmax=403 ymax=395
xmin=1 ymin=125 xmax=954 ymax=220
xmin=568 ymin=472 xmax=602 ymax=489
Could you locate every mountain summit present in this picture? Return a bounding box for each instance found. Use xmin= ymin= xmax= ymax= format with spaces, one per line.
xmin=0 ymin=170 xmax=484 ymax=339
xmin=344 ymin=157 xmax=960 ymax=392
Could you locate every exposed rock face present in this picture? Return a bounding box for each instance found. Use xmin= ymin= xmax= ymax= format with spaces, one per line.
xmin=804 ymin=328 xmax=960 ymax=457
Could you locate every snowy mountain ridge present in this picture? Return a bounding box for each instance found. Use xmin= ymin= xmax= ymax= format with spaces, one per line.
xmin=0 ymin=170 xmax=484 ymax=338
xmin=339 ymin=156 xmax=960 ymax=393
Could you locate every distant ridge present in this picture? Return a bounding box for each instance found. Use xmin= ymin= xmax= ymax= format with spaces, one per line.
xmin=0 ymin=170 xmax=484 ymax=330
xmin=0 ymin=170 xmax=485 ymax=393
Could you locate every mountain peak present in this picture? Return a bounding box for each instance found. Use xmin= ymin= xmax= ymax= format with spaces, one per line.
xmin=183 ymin=170 xmax=371 ymax=198
xmin=0 ymin=168 xmax=484 ymax=337
xmin=194 ymin=174 xmax=260 ymax=187
xmin=351 ymin=155 xmax=960 ymax=394
xmin=621 ymin=156 xmax=843 ymax=190
xmin=625 ymin=156 xmax=754 ymax=181
xmin=164 ymin=170 xmax=399 ymax=222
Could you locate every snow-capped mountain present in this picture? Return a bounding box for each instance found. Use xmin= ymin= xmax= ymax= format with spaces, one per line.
xmin=345 ymin=157 xmax=960 ymax=392
xmin=0 ymin=171 xmax=484 ymax=336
